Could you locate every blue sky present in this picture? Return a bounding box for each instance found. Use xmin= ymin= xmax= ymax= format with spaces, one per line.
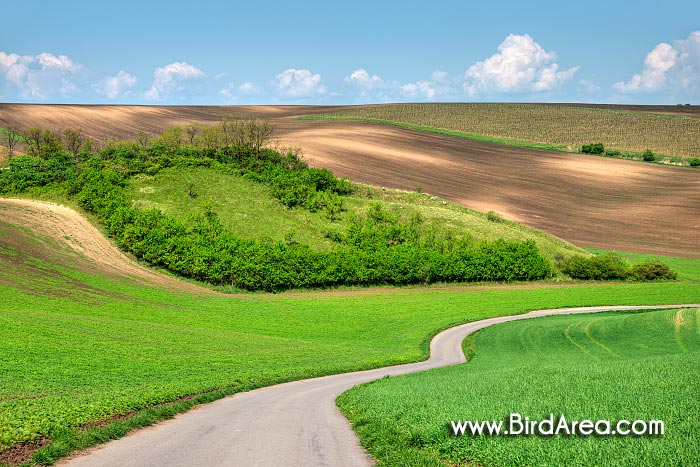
xmin=1 ymin=0 xmax=698 ymax=105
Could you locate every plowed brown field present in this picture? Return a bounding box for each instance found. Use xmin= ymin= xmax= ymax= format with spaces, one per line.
xmin=1 ymin=104 xmax=698 ymax=258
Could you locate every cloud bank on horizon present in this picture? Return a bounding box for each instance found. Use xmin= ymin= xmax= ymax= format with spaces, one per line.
xmin=1 ymin=31 xmax=698 ymax=105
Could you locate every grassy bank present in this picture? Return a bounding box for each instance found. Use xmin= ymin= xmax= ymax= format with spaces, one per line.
xmin=128 ymin=166 xmax=580 ymax=259
xmin=338 ymin=307 xmax=700 ymax=467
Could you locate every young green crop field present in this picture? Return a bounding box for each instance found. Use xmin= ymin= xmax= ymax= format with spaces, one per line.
xmin=338 ymin=307 xmax=700 ymax=467
xmin=305 ymin=103 xmax=700 ymax=162
xmin=128 ymin=166 xmax=580 ymax=260
xmin=1 ymin=215 xmax=699 ymax=465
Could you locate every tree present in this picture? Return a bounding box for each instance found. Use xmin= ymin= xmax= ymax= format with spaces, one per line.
xmin=185 ymin=123 xmax=200 ymax=145
xmin=247 ymin=118 xmax=274 ymax=153
xmin=156 ymin=126 xmax=183 ymax=152
xmin=24 ymin=128 xmax=62 ymax=159
xmin=63 ymin=128 xmax=85 ymax=156
xmin=24 ymin=128 xmax=43 ymax=157
xmin=196 ymin=125 xmax=221 ymax=150
xmin=135 ymin=131 xmax=150 ymax=147
xmin=4 ymin=127 xmax=21 ymax=157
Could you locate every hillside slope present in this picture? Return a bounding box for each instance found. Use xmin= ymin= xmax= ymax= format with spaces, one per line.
xmin=1 ymin=104 xmax=698 ymax=257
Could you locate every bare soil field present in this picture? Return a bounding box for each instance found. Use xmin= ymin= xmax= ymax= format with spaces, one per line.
xmin=1 ymin=104 xmax=698 ymax=258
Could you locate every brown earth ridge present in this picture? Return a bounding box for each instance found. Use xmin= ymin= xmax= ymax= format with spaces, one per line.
xmin=1 ymin=103 xmax=698 ymax=258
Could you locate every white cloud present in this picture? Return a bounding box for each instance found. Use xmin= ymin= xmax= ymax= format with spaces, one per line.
xmin=400 ymin=81 xmax=435 ymax=100
xmin=614 ymin=31 xmax=700 ymax=96
xmin=464 ymin=34 xmax=578 ymax=95
xmin=0 ymin=51 xmax=84 ymax=98
xmin=145 ymin=61 xmax=205 ymax=100
xmin=219 ymin=82 xmax=237 ymax=100
xmin=577 ymin=79 xmax=600 ymax=94
xmin=238 ymin=81 xmax=261 ymax=95
xmin=95 ymin=70 xmax=136 ymax=98
xmin=275 ymin=68 xmax=326 ymax=98
xmin=344 ymin=68 xmax=453 ymax=102
xmin=345 ymin=68 xmax=385 ymax=91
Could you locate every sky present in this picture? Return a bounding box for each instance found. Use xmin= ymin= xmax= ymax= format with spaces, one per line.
xmin=1 ymin=0 xmax=699 ymax=105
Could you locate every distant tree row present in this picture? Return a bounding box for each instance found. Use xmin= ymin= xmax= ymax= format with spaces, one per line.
xmin=2 ymin=116 xmax=275 ymax=160
xmin=139 ymin=118 xmax=274 ymax=153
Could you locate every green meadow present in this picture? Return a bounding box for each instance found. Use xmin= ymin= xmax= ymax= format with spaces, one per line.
xmin=1 ymin=215 xmax=699 ymax=464
xmin=338 ymin=307 xmax=700 ymax=467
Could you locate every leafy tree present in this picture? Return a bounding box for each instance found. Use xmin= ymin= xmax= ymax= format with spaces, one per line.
xmin=63 ymin=128 xmax=85 ymax=156
xmin=4 ymin=127 xmax=21 ymax=157
xmin=196 ymin=125 xmax=221 ymax=150
xmin=156 ymin=126 xmax=183 ymax=152
xmin=24 ymin=128 xmax=62 ymax=159
xmin=185 ymin=123 xmax=200 ymax=145
xmin=135 ymin=131 xmax=150 ymax=147
xmin=247 ymin=118 xmax=274 ymax=153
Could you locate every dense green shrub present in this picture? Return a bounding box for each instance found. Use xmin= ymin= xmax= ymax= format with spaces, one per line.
xmin=561 ymin=253 xmax=631 ymax=280
xmin=0 ymin=152 xmax=76 ymax=193
xmin=688 ymin=158 xmax=700 ymax=167
xmin=581 ymin=143 xmax=605 ymax=155
xmin=642 ymin=149 xmax=656 ymax=161
xmin=632 ymin=261 xmax=677 ymax=280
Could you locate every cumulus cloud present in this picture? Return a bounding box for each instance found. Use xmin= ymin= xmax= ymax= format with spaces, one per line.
xmin=145 ymin=62 xmax=205 ymax=100
xmin=463 ymin=34 xmax=578 ymax=95
xmin=345 ymin=68 xmax=385 ymax=91
xmin=0 ymin=51 xmax=84 ymax=98
xmin=275 ymin=68 xmax=326 ymax=98
xmin=94 ymin=70 xmax=136 ymax=98
xmin=614 ymin=31 xmax=700 ymax=96
xmin=344 ymin=69 xmax=453 ymax=101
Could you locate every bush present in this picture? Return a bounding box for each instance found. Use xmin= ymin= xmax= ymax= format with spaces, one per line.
xmin=642 ymin=149 xmax=656 ymax=162
xmin=486 ymin=211 xmax=504 ymax=223
xmin=688 ymin=158 xmax=700 ymax=167
xmin=606 ymin=149 xmax=621 ymax=156
xmin=631 ymin=261 xmax=677 ymax=281
xmin=581 ymin=143 xmax=605 ymax=155
xmin=561 ymin=253 xmax=630 ymax=280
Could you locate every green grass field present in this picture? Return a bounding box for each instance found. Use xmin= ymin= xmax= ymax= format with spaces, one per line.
xmin=337 ymin=307 xmax=700 ymax=467
xmin=1 ymin=215 xmax=699 ymax=464
xmin=128 ymin=166 xmax=581 ymax=261
xmin=304 ymin=103 xmax=700 ymax=162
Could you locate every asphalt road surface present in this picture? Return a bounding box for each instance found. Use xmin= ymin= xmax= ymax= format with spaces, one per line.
xmin=60 ymin=304 xmax=699 ymax=467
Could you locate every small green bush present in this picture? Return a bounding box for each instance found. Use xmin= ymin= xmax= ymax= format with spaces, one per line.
xmin=486 ymin=211 xmax=504 ymax=223
xmin=632 ymin=261 xmax=677 ymax=280
xmin=561 ymin=253 xmax=630 ymax=280
xmin=642 ymin=149 xmax=656 ymax=162
xmin=606 ymin=149 xmax=621 ymax=156
xmin=689 ymin=158 xmax=700 ymax=167
xmin=581 ymin=143 xmax=605 ymax=155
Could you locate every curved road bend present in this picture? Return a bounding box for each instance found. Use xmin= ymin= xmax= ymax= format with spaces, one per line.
xmin=61 ymin=304 xmax=699 ymax=467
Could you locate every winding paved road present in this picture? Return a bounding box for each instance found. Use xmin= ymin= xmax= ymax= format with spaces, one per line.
xmin=60 ymin=304 xmax=699 ymax=467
